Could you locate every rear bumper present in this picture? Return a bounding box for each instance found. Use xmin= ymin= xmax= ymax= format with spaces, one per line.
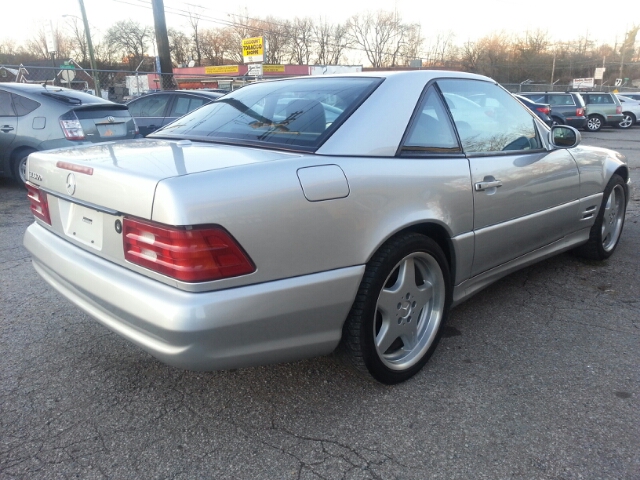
xmin=24 ymin=223 xmax=364 ymax=370
xmin=605 ymin=114 xmax=625 ymax=124
xmin=565 ymin=117 xmax=587 ymax=128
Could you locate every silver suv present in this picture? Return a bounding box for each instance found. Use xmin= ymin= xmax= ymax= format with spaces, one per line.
xmin=577 ymin=92 xmax=624 ymax=132
xmin=0 ymin=84 xmax=138 ymax=184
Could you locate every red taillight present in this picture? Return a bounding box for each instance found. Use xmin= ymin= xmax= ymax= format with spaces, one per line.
xmin=26 ymin=183 xmax=51 ymax=225
xmin=123 ymin=218 xmax=255 ymax=282
xmin=536 ymin=106 xmax=550 ymax=115
xmin=576 ymin=107 xmax=584 ymax=116
xmin=616 ymin=106 xmax=622 ymax=114
xmin=59 ymin=110 xmax=85 ymax=140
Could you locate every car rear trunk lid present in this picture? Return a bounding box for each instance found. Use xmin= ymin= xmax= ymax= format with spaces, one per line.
xmin=73 ymin=104 xmax=136 ymax=141
xmin=28 ymin=139 xmax=296 ymax=219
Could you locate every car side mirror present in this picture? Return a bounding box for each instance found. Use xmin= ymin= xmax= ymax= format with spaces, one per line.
xmin=549 ymin=125 xmax=581 ymax=148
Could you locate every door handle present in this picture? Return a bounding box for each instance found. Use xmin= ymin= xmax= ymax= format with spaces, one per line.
xmin=474 ymin=180 xmax=503 ymax=191
xmin=1 ymin=125 xmax=14 ymax=133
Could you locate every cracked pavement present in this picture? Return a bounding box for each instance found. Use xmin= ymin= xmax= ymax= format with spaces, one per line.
xmin=1 ymin=128 xmax=639 ymax=479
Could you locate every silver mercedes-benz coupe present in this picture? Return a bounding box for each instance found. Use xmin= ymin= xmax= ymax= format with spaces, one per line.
xmin=23 ymin=71 xmax=629 ymax=384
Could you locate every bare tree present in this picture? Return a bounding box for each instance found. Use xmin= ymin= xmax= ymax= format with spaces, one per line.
xmin=226 ymin=9 xmax=258 ymax=63
xmin=313 ymin=19 xmax=352 ymax=65
xmin=63 ymin=17 xmax=88 ymax=65
xmin=289 ymin=17 xmax=313 ymax=65
xmin=200 ymin=27 xmax=235 ymax=65
xmin=26 ymin=23 xmax=72 ymax=60
xmin=401 ymin=24 xmax=424 ymax=66
xmin=168 ymin=28 xmax=191 ymax=66
xmin=347 ymin=11 xmax=407 ymax=68
xmin=460 ymin=40 xmax=481 ymax=71
xmin=188 ymin=9 xmax=202 ymax=67
xmin=259 ymin=17 xmax=291 ymax=64
xmin=105 ymin=20 xmax=152 ymax=68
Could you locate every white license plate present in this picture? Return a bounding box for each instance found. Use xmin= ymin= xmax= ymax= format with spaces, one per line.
xmin=97 ymin=123 xmax=126 ymax=138
xmin=59 ymin=200 xmax=104 ymax=250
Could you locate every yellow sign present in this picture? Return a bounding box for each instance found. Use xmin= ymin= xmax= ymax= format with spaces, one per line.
xmin=242 ymin=37 xmax=264 ymax=63
xmin=263 ymin=65 xmax=285 ymax=73
xmin=205 ymin=65 xmax=240 ymax=75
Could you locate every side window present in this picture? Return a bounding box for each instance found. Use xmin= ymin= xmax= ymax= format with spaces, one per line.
xmin=12 ymin=94 xmax=40 ymax=116
xmin=401 ymin=86 xmax=459 ymax=153
xmin=526 ymin=94 xmax=546 ymax=103
xmin=438 ymin=79 xmax=541 ymax=153
xmin=127 ymin=94 xmax=170 ymax=117
xmin=169 ymin=95 xmax=209 ymax=117
xmin=0 ymin=90 xmax=16 ymax=116
xmin=548 ymin=95 xmax=574 ymax=106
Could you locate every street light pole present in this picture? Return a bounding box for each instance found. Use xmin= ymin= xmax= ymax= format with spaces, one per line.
xmin=77 ymin=0 xmax=101 ymax=97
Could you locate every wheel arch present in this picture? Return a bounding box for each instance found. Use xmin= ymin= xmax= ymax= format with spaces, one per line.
xmin=622 ymin=111 xmax=636 ymax=121
xmin=368 ymin=221 xmax=456 ymax=285
xmin=9 ymin=145 xmax=38 ymax=182
xmin=612 ymin=165 xmax=630 ymax=202
xmin=10 ymin=145 xmax=38 ymax=161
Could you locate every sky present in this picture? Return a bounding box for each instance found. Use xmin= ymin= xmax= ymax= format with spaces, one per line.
xmin=4 ymin=0 xmax=640 ymax=63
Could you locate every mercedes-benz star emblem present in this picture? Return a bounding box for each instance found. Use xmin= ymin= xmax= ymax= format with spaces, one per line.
xmin=107 ymin=116 xmax=115 ymax=123
xmin=66 ymin=173 xmax=76 ymax=195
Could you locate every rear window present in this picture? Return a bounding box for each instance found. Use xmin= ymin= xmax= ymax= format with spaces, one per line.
xmin=40 ymin=88 xmax=110 ymax=105
xmin=153 ymin=77 xmax=382 ymax=151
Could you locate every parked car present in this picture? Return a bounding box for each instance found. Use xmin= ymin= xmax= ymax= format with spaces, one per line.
xmin=518 ymin=92 xmax=587 ymax=129
xmin=576 ymin=91 xmax=624 ymax=131
xmin=0 ymin=83 xmax=138 ymax=184
xmin=514 ymin=94 xmax=553 ymax=126
xmin=126 ymin=90 xmax=223 ymax=137
xmin=615 ymin=94 xmax=640 ymax=129
xmin=23 ymin=71 xmax=629 ymax=384
xmin=617 ymin=92 xmax=640 ymax=101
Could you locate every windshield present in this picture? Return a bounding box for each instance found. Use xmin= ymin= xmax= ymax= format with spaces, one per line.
xmin=151 ymin=77 xmax=382 ymax=151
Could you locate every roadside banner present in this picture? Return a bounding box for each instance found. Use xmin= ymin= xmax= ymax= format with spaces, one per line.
xmin=572 ymin=78 xmax=595 ymax=89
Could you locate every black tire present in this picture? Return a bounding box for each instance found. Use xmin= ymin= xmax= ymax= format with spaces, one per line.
xmin=342 ymin=233 xmax=451 ymax=384
xmin=575 ymin=174 xmax=627 ymax=260
xmin=551 ymin=116 xmax=564 ymax=126
xmin=11 ymin=148 xmax=36 ymax=186
xmin=585 ymin=115 xmax=603 ymax=132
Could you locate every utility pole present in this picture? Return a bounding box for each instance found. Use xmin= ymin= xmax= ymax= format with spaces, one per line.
xmin=77 ymin=0 xmax=100 ymax=97
xmin=550 ymin=51 xmax=556 ymax=90
xmin=151 ymin=0 xmax=175 ymax=90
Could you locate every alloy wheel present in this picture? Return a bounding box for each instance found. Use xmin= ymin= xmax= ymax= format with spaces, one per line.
xmin=373 ymin=251 xmax=445 ymax=371
xmin=601 ymin=184 xmax=625 ymax=252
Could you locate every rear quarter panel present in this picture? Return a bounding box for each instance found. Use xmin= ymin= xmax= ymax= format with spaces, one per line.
xmin=151 ymin=155 xmax=474 ymax=290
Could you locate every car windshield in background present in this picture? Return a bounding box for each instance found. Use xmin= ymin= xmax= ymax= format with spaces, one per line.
xmin=152 ymin=77 xmax=382 ymax=150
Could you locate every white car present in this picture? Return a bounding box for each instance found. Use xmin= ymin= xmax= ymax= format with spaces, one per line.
xmin=615 ymin=94 xmax=640 ymax=129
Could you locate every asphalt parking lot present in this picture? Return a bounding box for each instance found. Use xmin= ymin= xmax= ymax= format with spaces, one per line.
xmin=1 ymin=128 xmax=639 ymax=479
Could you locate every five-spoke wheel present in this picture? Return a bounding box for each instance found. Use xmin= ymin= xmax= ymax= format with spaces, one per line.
xmin=617 ymin=113 xmax=635 ymax=129
xmin=576 ymin=174 xmax=627 ymax=260
xmin=342 ymin=233 xmax=450 ymax=384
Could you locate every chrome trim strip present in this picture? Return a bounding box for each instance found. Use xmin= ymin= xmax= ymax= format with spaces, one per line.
xmin=39 ymin=187 xmax=121 ymax=216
